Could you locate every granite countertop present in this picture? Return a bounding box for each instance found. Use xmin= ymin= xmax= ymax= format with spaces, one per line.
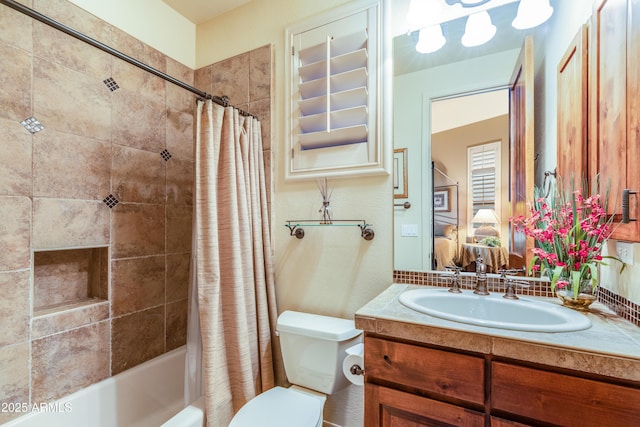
xmin=355 ymin=283 xmax=640 ymax=382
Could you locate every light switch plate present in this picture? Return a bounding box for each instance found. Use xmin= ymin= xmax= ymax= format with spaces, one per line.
xmin=616 ymin=241 xmax=634 ymax=264
xmin=401 ymin=224 xmax=419 ymax=237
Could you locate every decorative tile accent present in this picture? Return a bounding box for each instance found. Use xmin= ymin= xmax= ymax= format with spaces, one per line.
xmin=103 ymin=77 xmax=119 ymax=92
xmin=599 ymin=287 xmax=640 ymax=327
xmin=21 ymin=116 xmax=45 ymax=134
xmin=160 ymin=149 xmax=172 ymax=161
xmin=103 ymin=193 xmax=119 ymax=208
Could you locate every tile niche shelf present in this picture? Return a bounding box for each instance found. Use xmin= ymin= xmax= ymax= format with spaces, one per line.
xmin=33 ymin=246 xmax=109 ymax=316
xmin=285 ymin=219 xmax=374 ymax=240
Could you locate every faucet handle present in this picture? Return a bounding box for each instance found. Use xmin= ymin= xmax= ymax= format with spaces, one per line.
xmin=502 ymin=277 xmax=531 ymax=300
xmin=498 ymin=267 xmax=526 ymax=278
xmin=444 ymin=265 xmax=462 ymax=293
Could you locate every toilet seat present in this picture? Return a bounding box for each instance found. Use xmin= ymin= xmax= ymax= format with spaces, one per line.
xmin=228 ymin=386 xmax=324 ymax=427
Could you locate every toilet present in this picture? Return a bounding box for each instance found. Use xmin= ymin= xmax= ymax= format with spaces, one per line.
xmin=229 ymin=310 xmax=362 ymax=427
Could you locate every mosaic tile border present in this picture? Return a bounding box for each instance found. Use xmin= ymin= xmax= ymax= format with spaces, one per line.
xmin=393 ymin=270 xmax=640 ymax=327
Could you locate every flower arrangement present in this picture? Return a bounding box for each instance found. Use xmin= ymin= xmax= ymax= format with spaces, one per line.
xmin=511 ymin=176 xmax=622 ymax=298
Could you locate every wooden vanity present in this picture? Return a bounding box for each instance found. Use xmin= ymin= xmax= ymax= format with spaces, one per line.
xmin=356 ymin=284 xmax=640 ymax=426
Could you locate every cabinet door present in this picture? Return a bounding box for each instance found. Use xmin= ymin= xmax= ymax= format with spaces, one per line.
xmin=492 ymin=362 xmax=640 ymax=426
xmin=557 ymin=24 xmax=589 ymax=183
xmin=624 ymin=0 xmax=640 ymax=240
xmin=591 ymin=0 xmax=640 ymax=241
xmin=364 ymin=337 xmax=485 ymax=406
xmin=365 ymin=384 xmax=485 ymax=427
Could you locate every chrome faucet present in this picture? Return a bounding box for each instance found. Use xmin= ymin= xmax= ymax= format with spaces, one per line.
xmin=445 ymin=266 xmax=462 ymax=293
xmin=473 ymin=257 xmax=489 ymax=295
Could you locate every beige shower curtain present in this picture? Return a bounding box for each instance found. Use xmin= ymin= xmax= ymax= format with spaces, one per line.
xmin=193 ymin=99 xmax=279 ymax=426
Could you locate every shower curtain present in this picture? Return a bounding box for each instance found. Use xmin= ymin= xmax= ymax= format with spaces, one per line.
xmin=186 ymin=99 xmax=280 ymax=426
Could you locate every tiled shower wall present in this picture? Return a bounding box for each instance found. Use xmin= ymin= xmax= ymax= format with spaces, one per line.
xmin=0 ymin=0 xmax=195 ymax=422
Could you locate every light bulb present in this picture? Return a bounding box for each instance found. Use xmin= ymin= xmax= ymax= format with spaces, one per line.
xmin=416 ymin=24 xmax=446 ymax=54
xmin=461 ymin=10 xmax=496 ymax=47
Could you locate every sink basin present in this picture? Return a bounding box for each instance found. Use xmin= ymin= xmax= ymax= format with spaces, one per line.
xmin=398 ymin=288 xmax=591 ymax=332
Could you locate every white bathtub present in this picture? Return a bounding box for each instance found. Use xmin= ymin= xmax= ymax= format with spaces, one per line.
xmin=3 ymin=346 xmax=195 ymax=427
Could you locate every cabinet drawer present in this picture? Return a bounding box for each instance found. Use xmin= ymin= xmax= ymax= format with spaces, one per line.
xmin=365 ymin=384 xmax=485 ymax=427
xmin=365 ymin=337 xmax=485 ymax=406
xmin=492 ymin=362 xmax=640 ymax=426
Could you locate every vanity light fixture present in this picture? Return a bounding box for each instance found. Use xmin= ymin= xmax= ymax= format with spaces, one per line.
xmin=416 ymin=24 xmax=447 ymax=53
xmin=406 ymin=0 xmax=443 ymax=32
xmin=461 ymin=10 xmax=496 ymax=47
xmin=512 ymin=0 xmax=553 ymax=30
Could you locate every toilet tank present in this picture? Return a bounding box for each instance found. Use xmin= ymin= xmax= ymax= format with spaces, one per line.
xmin=277 ymin=311 xmax=362 ymax=395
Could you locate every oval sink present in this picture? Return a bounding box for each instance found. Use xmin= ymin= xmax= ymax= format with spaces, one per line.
xmin=398 ymin=288 xmax=591 ymax=332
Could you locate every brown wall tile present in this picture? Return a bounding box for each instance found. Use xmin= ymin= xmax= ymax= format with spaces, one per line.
xmin=0 ymin=342 xmax=30 ymax=425
xmin=166 ymin=204 xmax=192 ymax=254
xmin=166 ymin=299 xmax=187 ymax=351
xmin=166 ymin=57 xmax=195 ymax=114
xmin=109 ymin=27 xmax=166 ymax=73
xmin=32 ymin=301 xmax=110 ymax=339
xmin=111 ymin=88 xmax=166 ymax=153
xmin=32 ymin=321 xmax=110 ymax=402
xmin=112 ymin=203 xmax=165 ymax=258
xmin=0 ymin=117 xmax=32 ymax=197
xmin=0 ymin=0 xmax=33 ymax=52
xmin=33 ymin=58 xmax=111 ymax=141
xmin=210 ymin=53 xmax=249 ymax=105
xmin=34 ymin=0 xmax=110 ymax=42
xmin=166 ymin=109 xmax=194 ymax=161
xmin=111 ymin=306 xmax=164 ymax=375
xmin=0 ymin=196 xmax=31 ymax=271
xmin=33 ymin=199 xmax=110 ymax=249
xmin=33 ymin=22 xmax=111 ymax=80
xmin=249 ymin=45 xmax=272 ymax=101
xmin=111 ymin=256 xmax=165 ymax=317
xmin=0 ymin=270 xmax=30 ymax=347
xmin=33 ymin=130 xmax=111 ymax=200
xmin=194 ymin=66 xmax=212 ymax=95
xmin=166 ymin=157 xmax=193 ymax=205
xmin=112 ymin=144 xmax=166 ymax=204
xmin=166 ymin=253 xmax=189 ymax=303
xmin=0 ymin=42 xmax=32 ymax=122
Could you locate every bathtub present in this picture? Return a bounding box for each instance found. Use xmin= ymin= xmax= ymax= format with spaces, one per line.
xmin=3 ymin=346 xmax=199 ymax=427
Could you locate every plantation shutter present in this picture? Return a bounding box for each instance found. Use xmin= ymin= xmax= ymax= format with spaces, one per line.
xmin=469 ymin=142 xmax=500 ymax=216
xmin=286 ymin=1 xmax=384 ymax=180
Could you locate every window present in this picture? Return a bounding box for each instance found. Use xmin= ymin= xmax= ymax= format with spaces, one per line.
xmin=285 ymin=0 xmax=387 ymax=180
xmin=467 ymin=141 xmax=501 ymax=230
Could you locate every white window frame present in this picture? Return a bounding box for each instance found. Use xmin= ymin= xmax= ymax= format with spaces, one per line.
xmin=284 ymin=0 xmax=390 ymax=180
xmin=467 ymin=141 xmax=501 ymax=232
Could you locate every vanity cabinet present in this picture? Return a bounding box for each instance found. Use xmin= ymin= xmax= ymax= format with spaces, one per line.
xmin=363 ymin=334 xmax=640 ymax=426
xmin=589 ymin=0 xmax=640 ymax=241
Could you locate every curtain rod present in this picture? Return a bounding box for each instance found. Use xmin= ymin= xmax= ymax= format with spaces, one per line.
xmin=0 ymin=0 xmax=256 ymax=118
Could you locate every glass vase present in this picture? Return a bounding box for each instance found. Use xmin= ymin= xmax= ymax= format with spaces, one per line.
xmin=555 ymin=279 xmax=597 ymax=311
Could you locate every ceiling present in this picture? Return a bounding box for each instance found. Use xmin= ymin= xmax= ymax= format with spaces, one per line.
xmin=162 ymin=0 xmax=252 ymax=24
xmin=161 ymin=0 xmax=557 ymax=76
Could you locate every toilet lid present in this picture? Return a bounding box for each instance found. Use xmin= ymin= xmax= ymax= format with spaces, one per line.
xmin=229 ymin=386 xmax=323 ymax=427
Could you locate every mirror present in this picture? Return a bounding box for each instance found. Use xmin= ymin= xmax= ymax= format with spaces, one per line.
xmin=392 ymin=0 xmax=564 ymax=274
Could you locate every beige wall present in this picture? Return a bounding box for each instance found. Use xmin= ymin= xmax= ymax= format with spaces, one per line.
xmin=67 ymin=0 xmax=196 ymax=67
xmin=0 ymin=0 xmax=193 ymax=423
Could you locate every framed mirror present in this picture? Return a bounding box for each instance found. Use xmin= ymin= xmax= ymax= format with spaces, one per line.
xmin=391 ymin=0 xmax=573 ymax=275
